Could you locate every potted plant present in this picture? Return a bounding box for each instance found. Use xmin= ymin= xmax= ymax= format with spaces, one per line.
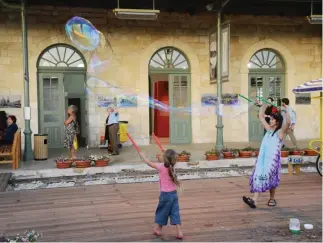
xmin=177 ymin=150 xmax=190 ymax=162
xmin=239 ymin=147 xmax=254 ymax=158
xmin=74 ymin=157 xmax=91 ymax=168
xmin=290 ymin=148 xmax=304 ymax=156
xmin=304 ymin=148 xmax=319 ymax=156
xmin=205 ymin=149 xmax=218 ymax=161
xmin=89 ymin=155 xmax=111 ymax=167
xmin=253 ymin=148 xmax=260 ymax=157
xmin=280 ymin=147 xmax=290 ymax=157
xmin=222 ymin=148 xmax=237 ymax=159
xmin=55 ymin=157 xmax=73 ymax=169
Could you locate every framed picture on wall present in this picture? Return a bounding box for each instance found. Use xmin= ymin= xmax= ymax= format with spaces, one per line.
xmin=295 ymin=93 xmax=311 ymax=105
xmin=209 ymin=32 xmax=217 ymax=84
xmin=221 ymin=23 xmax=230 ymax=82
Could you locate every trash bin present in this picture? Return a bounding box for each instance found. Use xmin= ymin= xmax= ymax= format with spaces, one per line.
xmin=118 ymin=121 xmax=128 ymax=148
xmin=34 ymin=134 xmax=48 ymax=160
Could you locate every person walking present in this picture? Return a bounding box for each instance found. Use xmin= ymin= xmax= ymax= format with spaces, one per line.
xmin=243 ymin=101 xmax=290 ymax=208
xmin=281 ymin=98 xmax=297 ymax=148
xmin=106 ymin=106 xmax=119 ymax=155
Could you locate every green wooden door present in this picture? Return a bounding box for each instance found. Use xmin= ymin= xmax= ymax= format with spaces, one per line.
xmin=169 ymin=74 xmax=191 ymax=144
xmin=39 ymin=73 xmax=65 ymax=148
xmin=248 ymin=74 xmax=285 ymax=141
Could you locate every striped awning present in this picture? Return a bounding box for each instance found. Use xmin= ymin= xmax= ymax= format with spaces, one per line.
xmin=293 ymin=78 xmax=323 ymax=93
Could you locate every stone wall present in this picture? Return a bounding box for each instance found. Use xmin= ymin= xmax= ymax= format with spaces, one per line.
xmin=0 ymin=7 xmax=321 ymax=150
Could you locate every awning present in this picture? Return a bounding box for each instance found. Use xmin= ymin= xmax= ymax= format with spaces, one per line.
xmin=292 ymin=78 xmax=323 ymax=93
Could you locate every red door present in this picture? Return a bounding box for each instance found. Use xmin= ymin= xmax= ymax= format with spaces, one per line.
xmin=154 ymin=81 xmax=169 ymax=137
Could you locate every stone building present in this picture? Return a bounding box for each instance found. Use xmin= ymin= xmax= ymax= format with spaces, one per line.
xmin=0 ymin=3 xmax=321 ymax=149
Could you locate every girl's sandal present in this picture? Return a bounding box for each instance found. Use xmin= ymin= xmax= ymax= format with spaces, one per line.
xmin=242 ymin=196 xmax=256 ymax=208
xmin=175 ymin=234 xmax=184 ymax=240
xmin=268 ymin=199 xmax=277 ymax=207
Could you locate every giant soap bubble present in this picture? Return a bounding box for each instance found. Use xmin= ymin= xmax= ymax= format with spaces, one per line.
xmin=66 ymin=16 xmax=102 ymax=51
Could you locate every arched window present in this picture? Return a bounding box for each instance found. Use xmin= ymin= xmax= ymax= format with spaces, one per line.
xmin=38 ymin=44 xmax=85 ymax=68
xmin=248 ymin=49 xmax=284 ymax=69
xmin=149 ymin=47 xmax=190 ymax=70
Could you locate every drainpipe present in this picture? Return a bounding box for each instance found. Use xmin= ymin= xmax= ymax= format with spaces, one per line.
xmin=215 ymin=10 xmax=224 ymax=153
xmin=0 ymin=0 xmax=33 ymax=161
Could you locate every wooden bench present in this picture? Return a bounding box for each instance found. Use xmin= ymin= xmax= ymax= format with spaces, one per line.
xmin=0 ymin=129 xmax=21 ymax=170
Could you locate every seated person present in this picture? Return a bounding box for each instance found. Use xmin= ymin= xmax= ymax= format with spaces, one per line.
xmin=0 ymin=115 xmax=18 ymax=145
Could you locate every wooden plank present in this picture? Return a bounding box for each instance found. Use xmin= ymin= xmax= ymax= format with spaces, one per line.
xmin=0 ymin=174 xmax=321 ymax=242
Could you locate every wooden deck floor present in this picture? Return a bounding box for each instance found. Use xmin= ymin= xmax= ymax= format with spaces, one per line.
xmin=0 ymin=174 xmax=322 ymax=242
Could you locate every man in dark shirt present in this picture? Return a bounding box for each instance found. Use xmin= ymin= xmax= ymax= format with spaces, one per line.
xmin=0 ymin=115 xmax=18 ymax=145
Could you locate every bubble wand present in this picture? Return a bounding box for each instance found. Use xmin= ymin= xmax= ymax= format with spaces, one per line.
xmin=256 ymin=96 xmax=279 ymax=108
xmin=152 ymin=133 xmax=165 ymax=152
xmin=238 ymin=94 xmax=260 ymax=106
xmin=126 ymin=133 xmax=141 ymax=153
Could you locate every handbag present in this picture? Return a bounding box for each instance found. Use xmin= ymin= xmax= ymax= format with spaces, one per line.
xmin=73 ymin=136 xmax=79 ymax=150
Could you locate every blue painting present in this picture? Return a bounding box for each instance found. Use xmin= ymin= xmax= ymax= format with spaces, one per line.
xmin=117 ymin=94 xmax=137 ymax=107
xmin=201 ymin=94 xmax=217 ymax=106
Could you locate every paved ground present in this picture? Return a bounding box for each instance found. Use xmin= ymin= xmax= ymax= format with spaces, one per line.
xmin=0 ymin=174 xmax=321 ymax=242
xmin=0 ymin=140 xmax=314 ymax=171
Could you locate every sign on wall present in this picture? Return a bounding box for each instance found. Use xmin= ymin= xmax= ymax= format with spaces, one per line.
xmin=295 ymin=93 xmax=311 ymax=105
xmin=209 ymin=23 xmax=230 ymax=84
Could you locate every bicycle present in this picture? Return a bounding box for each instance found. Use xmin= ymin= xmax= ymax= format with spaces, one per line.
xmin=309 ymin=140 xmax=322 ymax=176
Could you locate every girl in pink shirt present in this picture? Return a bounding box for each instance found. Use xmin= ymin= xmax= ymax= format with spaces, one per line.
xmin=139 ymin=149 xmax=183 ymax=239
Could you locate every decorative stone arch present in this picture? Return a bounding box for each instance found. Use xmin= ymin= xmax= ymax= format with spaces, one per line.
xmin=37 ymin=43 xmax=87 ymax=70
xmin=139 ymin=37 xmax=202 ymax=143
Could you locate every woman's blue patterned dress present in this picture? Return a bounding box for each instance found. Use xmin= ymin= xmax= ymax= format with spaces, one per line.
xmin=250 ymin=129 xmax=283 ymax=193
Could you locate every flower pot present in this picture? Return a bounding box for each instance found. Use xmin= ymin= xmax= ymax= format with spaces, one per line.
xmin=222 ymin=152 xmax=234 ymax=159
xmin=290 ymin=151 xmax=304 ymax=156
xmin=304 ymin=149 xmax=319 ymax=156
xmin=205 ymin=155 xmax=218 ymax=161
xmin=95 ymin=159 xmax=110 ymax=167
xmin=177 ymin=155 xmax=190 ymax=162
xmin=56 ymin=161 xmax=73 ymax=169
xmin=239 ymin=151 xmax=253 ymax=158
xmin=281 ymin=151 xmax=290 ymax=157
xmin=156 ymin=154 xmax=163 ymax=163
xmin=75 ymin=160 xmax=91 ymax=168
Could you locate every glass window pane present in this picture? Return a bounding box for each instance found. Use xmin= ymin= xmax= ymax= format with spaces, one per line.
xmin=44 ymin=114 xmax=60 ymax=123
xmin=43 ymin=78 xmax=50 ymax=87
xmin=51 ymin=78 xmax=58 ymax=88
xmin=42 ymin=52 xmax=57 ymax=64
xmin=69 ymin=59 xmax=84 ymax=67
xmin=150 ymin=60 xmax=163 ymax=68
xmin=173 ymin=54 xmax=185 ymax=66
xmin=249 ymin=49 xmax=284 ymax=69
xmin=57 ymin=62 xmax=68 ymax=67
xmin=39 ymin=59 xmax=55 ymax=67
xmin=67 ymin=53 xmax=81 ymax=65
xmin=176 ymin=61 xmax=189 ymax=69
xmin=48 ymin=48 xmax=59 ymax=62
xmin=57 ymin=46 xmax=66 ymax=61
xmin=64 ymin=48 xmax=74 ymax=62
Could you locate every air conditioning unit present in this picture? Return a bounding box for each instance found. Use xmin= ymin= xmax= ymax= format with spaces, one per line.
xmin=307 ymin=15 xmax=323 ymax=24
xmin=113 ymin=8 xmax=160 ymax=20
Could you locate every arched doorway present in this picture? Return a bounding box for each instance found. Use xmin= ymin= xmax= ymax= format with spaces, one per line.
xmin=248 ymin=48 xmax=285 ymax=141
xmin=37 ymin=44 xmax=87 ymax=148
xmin=149 ymin=47 xmax=191 ymax=144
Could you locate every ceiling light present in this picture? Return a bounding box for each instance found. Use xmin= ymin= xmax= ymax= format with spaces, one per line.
xmin=113 ymin=8 xmax=160 ymax=20
xmin=206 ymin=3 xmax=214 ymax=11
xmin=307 ymin=15 xmax=322 ymax=24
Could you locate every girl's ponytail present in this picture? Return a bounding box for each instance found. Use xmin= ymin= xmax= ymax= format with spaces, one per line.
xmin=163 ymin=149 xmax=180 ymax=187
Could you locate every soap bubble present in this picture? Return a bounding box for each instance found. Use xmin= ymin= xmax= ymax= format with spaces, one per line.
xmin=88 ymin=53 xmax=112 ymax=75
xmin=65 ymin=16 xmax=101 ymax=51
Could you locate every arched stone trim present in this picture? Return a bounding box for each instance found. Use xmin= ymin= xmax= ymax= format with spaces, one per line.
xmin=139 ymin=37 xmax=202 ymax=143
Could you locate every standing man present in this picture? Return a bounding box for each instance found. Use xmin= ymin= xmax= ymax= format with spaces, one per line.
xmin=281 ymin=98 xmax=297 ymax=148
xmin=106 ymin=106 xmax=119 ymax=155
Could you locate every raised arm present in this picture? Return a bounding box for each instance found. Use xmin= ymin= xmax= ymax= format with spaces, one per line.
xmin=64 ymin=114 xmax=75 ymax=126
xmin=279 ymin=111 xmax=291 ymax=140
xmin=139 ymin=152 xmax=159 ymax=169
xmin=258 ymin=103 xmax=271 ymax=131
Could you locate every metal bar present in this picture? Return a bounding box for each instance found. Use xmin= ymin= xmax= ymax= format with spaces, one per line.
xmin=215 ymin=11 xmax=224 ymax=153
xmin=0 ymin=0 xmax=20 ymax=9
xmin=21 ymin=0 xmax=33 ymax=161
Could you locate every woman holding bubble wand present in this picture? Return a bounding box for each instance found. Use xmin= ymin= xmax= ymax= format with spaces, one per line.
xmin=243 ymin=99 xmax=290 ymax=208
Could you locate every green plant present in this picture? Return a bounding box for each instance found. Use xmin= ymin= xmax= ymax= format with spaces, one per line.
xmin=241 ymin=146 xmax=254 ymax=151
xmin=281 ymin=147 xmax=291 ymax=151
xmin=5 ymin=230 xmax=42 ymax=242
xmin=205 ymin=149 xmax=217 ymax=156
xmin=179 ymin=150 xmax=191 ymax=156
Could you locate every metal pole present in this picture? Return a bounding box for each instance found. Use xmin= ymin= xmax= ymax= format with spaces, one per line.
xmin=21 ymin=0 xmax=33 ymax=161
xmin=215 ymin=11 xmax=224 ymax=152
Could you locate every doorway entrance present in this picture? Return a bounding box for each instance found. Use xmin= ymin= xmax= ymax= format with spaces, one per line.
xmin=149 ymin=47 xmax=192 ymax=144
xmin=248 ymin=49 xmax=285 ymax=141
xmin=37 ymin=44 xmax=87 ymax=148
